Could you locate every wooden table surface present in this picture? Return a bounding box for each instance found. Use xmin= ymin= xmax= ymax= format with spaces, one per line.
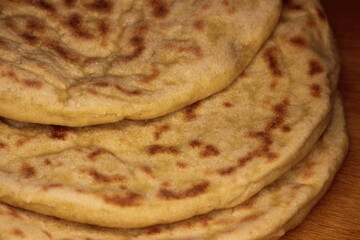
xmin=283 ymin=1 xmax=360 ymax=239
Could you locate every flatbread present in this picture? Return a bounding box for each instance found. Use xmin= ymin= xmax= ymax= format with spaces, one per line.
xmin=0 ymin=96 xmax=348 ymax=240
xmin=0 ymin=0 xmax=281 ymax=126
xmin=0 ymin=0 xmax=338 ymax=228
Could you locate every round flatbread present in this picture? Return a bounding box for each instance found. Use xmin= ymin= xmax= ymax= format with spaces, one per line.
xmin=0 ymin=96 xmax=348 ymax=240
xmin=0 ymin=0 xmax=281 ymax=126
xmin=0 ymin=0 xmax=338 ymax=228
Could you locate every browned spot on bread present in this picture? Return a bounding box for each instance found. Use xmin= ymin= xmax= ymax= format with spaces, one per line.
xmin=183 ymin=101 xmax=202 ymax=121
xmin=193 ymin=19 xmax=205 ymax=31
xmin=88 ymin=89 xmax=98 ymax=95
xmin=147 ymin=145 xmax=179 ymax=155
xmin=249 ymin=131 xmax=272 ymax=144
xmin=0 ymin=38 xmax=8 ymax=48
xmin=240 ymin=212 xmax=265 ymax=223
xmin=239 ymin=71 xmax=247 ymax=78
xmin=316 ymin=7 xmax=327 ymax=21
xmin=18 ymin=0 xmax=56 ymax=12
xmin=75 ymin=188 xmax=86 ymax=193
xmin=20 ymin=33 xmax=39 ymax=45
xmin=98 ymin=19 xmax=110 ymax=36
xmin=223 ymin=102 xmax=233 ymax=108
xmin=119 ymin=185 xmax=128 ymax=190
xmin=263 ymin=47 xmax=282 ymax=77
xmin=161 ymin=181 xmax=170 ymax=187
xmin=182 ymin=220 xmax=195 ymax=229
xmin=292 ymin=184 xmax=305 ymax=191
xmin=302 ymin=161 xmax=317 ymax=179
xmin=222 ymin=0 xmax=229 ymax=5
xmin=153 ymin=124 xmax=170 ymax=140
xmin=23 ymin=79 xmax=42 ymax=88
xmin=265 ymin=99 xmax=290 ymax=131
xmin=145 ymin=226 xmax=161 ymax=235
xmin=200 ymin=145 xmax=220 ymax=158
xmin=309 ymin=59 xmax=324 ymax=76
xmin=310 ymin=83 xmax=322 ymax=98
xmin=16 ymin=138 xmax=31 ymax=147
xmin=114 ymin=84 xmax=142 ymax=96
xmin=2 ymin=70 xmax=43 ymax=89
xmin=102 ymin=192 xmax=142 ymax=206
xmin=266 ymin=117 xmax=283 ymax=132
xmin=46 ymin=41 xmax=80 ymax=63
xmin=87 ymin=148 xmax=115 ymax=161
xmin=49 ymin=126 xmax=69 ymax=140
xmin=238 ymin=155 xmax=254 ymax=168
xmin=3 ymin=70 xmax=16 ymax=79
xmin=178 ymin=45 xmax=203 ymax=58
xmin=127 ymin=38 xmax=145 ymax=60
xmin=93 ymin=81 xmax=110 ymax=87
xmin=198 ymin=215 xmax=213 ymax=227
xmin=148 ymin=0 xmax=169 ymax=18
xmin=37 ymin=0 xmax=56 ymax=12
xmin=26 ymin=19 xmax=45 ymax=33
xmin=307 ymin=19 xmax=316 ymax=27
xmin=118 ymin=24 xmax=149 ymax=62
xmin=42 ymin=183 xmax=63 ymax=191
xmin=21 ymin=163 xmax=36 ymax=178
xmin=141 ymin=65 xmax=160 ymax=83
xmin=5 ymin=205 xmax=23 ymax=220
xmin=0 ymin=142 xmax=6 ymax=148
xmin=274 ymin=99 xmax=290 ymax=114
xmin=121 ymin=42 xmax=145 ymax=61
xmin=42 ymin=230 xmax=52 ymax=239
xmin=201 ymin=3 xmax=211 ymax=10
xmin=141 ymin=166 xmax=155 ymax=178
xmin=4 ymin=21 xmax=17 ymax=32
xmin=176 ymin=161 xmax=188 ymax=169
xmin=283 ymin=0 xmax=303 ymax=10
xmin=267 ymin=152 xmax=279 ymax=160
xmin=11 ymin=228 xmax=25 ymax=238
xmin=270 ymin=81 xmax=278 ymax=90
xmin=282 ymin=125 xmax=292 ymax=132
xmin=66 ymin=13 xmax=94 ymax=39
xmin=63 ymin=0 xmax=77 ymax=8
xmin=43 ymin=158 xmax=52 ymax=166
xmin=189 ymin=140 xmax=203 ymax=148
xmin=74 ymin=147 xmax=85 ymax=153
xmin=84 ymin=0 xmax=113 ymax=13
xmin=83 ymin=168 xmax=126 ymax=183
xmin=158 ymin=181 xmax=209 ymax=200
xmin=289 ymin=36 xmax=306 ymax=47
xmin=218 ymin=166 xmax=236 ymax=175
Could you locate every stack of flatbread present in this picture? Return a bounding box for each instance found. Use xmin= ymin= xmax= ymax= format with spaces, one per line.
xmin=0 ymin=0 xmax=348 ymax=239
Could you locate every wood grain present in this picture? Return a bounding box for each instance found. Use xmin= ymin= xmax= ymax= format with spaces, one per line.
xmin=283 ymin=0 xmax=360 ymax=239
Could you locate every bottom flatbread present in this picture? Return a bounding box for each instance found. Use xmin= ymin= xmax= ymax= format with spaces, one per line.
xmin=0 ymin=96 xmax=348 ymax=240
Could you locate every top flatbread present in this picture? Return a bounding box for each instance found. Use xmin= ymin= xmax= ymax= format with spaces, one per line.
xmin=0 ymin=0 xmax=281 ymax=126
xmin=0 ymin=95 xmax=348 ymax=240
xmin=0 ymin=0 xmax=338 ymax=228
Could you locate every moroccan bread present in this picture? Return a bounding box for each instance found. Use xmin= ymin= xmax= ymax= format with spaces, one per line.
xmin=0 ymin=0 xmax=281 ymax=126
xmin=0 ymin=96 xmax=348 ymax=240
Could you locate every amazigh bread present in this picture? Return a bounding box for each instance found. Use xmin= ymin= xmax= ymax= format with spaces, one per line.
xmin=0 ymin=0 xmax=281 ymax=126
xmin=0 ymin=96 xmax=348 ymax=240
xmin=0 ymin=0 xmax=338 ymax=228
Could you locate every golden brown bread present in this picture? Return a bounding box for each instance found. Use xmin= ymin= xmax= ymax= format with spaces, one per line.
xmin=0 ymin=0 xmax=281 ymax=126
xmin=0 ymin=95 xmax=348 ymax=240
